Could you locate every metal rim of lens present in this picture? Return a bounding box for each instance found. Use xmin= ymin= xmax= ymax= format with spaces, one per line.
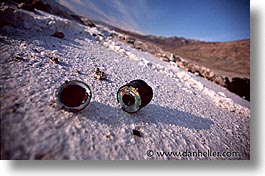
xmin=56 ymin=80 xmax=92 ymax=112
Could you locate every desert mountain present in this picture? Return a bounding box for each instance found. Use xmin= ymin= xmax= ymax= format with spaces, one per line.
xmin=110 ymin=27 xmax=250 ymax=100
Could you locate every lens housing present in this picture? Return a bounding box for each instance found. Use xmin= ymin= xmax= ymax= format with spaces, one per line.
xmin=117 ymin=79 xmax=153 ymax=113
xmin=56 ymin=80 xmax=92 ymax=112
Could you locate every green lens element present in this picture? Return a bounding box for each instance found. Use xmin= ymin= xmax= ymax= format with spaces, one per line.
xmin=117 ymin=85 xmax=142 ymax=113
xmin=117 ymin=79 xmax=153 ymax=113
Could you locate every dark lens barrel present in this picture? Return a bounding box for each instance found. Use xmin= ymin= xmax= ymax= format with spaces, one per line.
xmin=126 ymin=79 xmax=153 ymax=108
xmin=117 ymin=79 xmax=153 ymax=113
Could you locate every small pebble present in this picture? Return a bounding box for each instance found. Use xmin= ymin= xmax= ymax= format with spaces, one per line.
xmin=132 ymin=129 xmax=142 ymax=137
xmin=93 ymin=67 xmax=107 ymax=80
xmin=49 ymin=57 xmax=59 ymax=64
xmin=49 ymin=103 xmax=56 ymax=108
xmin=74 ymin=69 xmax=81 ymax=74
xmin=51 ymin=31 xmax=64 ymax=39
xmin=14 ymin=54 xmax=26 ymax=62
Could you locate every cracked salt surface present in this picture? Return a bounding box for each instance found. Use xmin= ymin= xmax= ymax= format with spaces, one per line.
xmin=0 ymin=9 xmax=249 ymax=160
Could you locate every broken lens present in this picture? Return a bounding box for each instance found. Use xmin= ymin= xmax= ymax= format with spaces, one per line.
xmin=56 ymin=80 xmax=92 ymax=112
xmin=117 ymin=79 xmax=153 ymax=113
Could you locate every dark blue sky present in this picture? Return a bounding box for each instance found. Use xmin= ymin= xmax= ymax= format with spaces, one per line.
xmin=59 ymin=0 xmax=250 ymax=42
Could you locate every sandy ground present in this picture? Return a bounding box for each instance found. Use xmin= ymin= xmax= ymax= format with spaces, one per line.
xmin=0 ymin=9 xmax=250 ymax=160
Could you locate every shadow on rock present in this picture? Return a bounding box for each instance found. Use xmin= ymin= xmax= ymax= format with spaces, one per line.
xmin=79 ymin=102 xmax=214 ymax=130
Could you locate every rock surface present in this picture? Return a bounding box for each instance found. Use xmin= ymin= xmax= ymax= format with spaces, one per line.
xmin=0 ymin=3 xmax=250 ymax=160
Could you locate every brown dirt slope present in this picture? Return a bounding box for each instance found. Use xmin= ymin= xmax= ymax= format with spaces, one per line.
xmin=112 ymin=28 xmax=250 ymax=100
xmin=169 ymin=40 xmax=250 ymax=79
xmin=113 ymin=28 xmax=249 ymax=79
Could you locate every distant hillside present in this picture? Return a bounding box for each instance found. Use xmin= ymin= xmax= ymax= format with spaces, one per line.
xmin=110 ymin=27 xmax=250 ymax=100
xmin=113 ymin=28 xmax=249 ymax=78
xmin=170 ymin=40 xmax=249 ymax=78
